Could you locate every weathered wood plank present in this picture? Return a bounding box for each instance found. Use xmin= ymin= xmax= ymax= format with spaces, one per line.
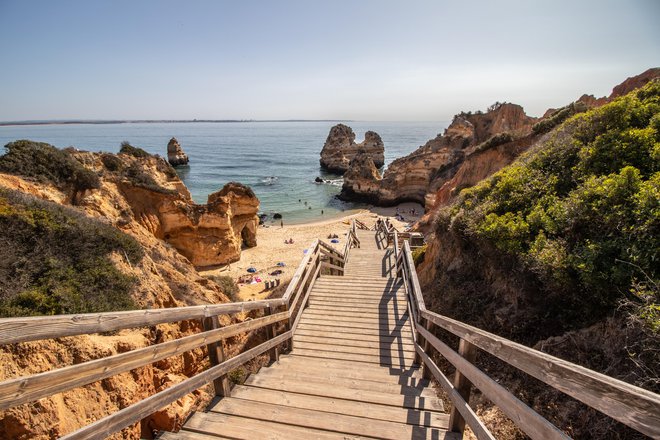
xmin=415 ymin=345 xmax=495 ymax=440
xmin=229 ymin=384 xmax=447 ymax=428
xmin=281 ymin=239 xmax=318 ymax=308
xmin=295 ymin=327 xmax=413 ymax=342
xmin=292 ymin=340 xmax=415 ymax=360
xmin=183 ymin=410 xmax=352 ymax=440
xmin=293 ymin=333 xmax=414 ymax=349
xmin=243 ymin=374 xmax=444 ymax=411
xmin=211 ymin=397 xmax=448 ymax=440
xmin=420 ymin=310 xmax=660 ymax=438
xmin=0 ymin=312 xmax=288 ymax=410
xmin=319 ymin=261 xmax=344 ymax=273
xmin=448 ymin=339 xmax=477 ymax=432
xmin=291 ymin=347 xmax=415 ymax=369
xmin=255 ymin=367 xmax=431 ymax=396
xmin=60 ymin=331 xmax=292 ymax=440
xmin=0 ymin=299 xmax=286 ymax=345
xmin=417 ymin=325 xmax=568 ymax=440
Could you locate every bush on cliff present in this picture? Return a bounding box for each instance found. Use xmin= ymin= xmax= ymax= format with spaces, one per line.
xmin=441 ymin=79 xmax=659 ymax=330
xmin=119 ymin=141 xmax=150 ymax=158
xmin=0 ymin=140 xmax=100 ymax=193
xmin=0 ymin=189 xmax=143 ymax=317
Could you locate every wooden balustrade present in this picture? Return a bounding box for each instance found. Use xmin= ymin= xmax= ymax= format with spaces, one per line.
xmin=393 ymin=232 xmax=660 ymax=439
xmin=0 ymin=231 xmax=359 ymax=439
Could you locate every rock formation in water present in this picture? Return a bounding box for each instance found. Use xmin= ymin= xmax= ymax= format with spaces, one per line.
xmin=319 ymin=124 xmax=384 ymax=174
xmin=0 ymin=143 xmax=260 ymax=437
xmin=167 ymin=137 xmax=189 ymax=166
xmin=340 ymin=103 xmax=537 ymax=207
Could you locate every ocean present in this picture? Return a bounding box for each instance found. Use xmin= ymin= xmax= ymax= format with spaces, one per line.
xmin=0 ymin=121 xmax=447 ymax=223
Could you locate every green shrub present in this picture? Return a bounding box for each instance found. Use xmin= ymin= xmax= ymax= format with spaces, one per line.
xmin=119 ymin=141 xmax=150 ymax=158
xmin=101 ymin=153 xmax=123 ymax=172
xmin=442 ymin=80 xmax=660 ymax=327
xmin=0 ymin=140 xmax=100 ymax=192
xmin=208 ymin=275 xmax=240 ymax=301
xmin=532 ymin=101 xmax=589 ymax=135
xmin=228 ymin=367 xmax=247 ymax=384
xmin=411 ymin=244 xmax=427 ymax=266
xmin=124 ymin=163 xmax=177 ymax=195
xmin=473 ymin=132 xmax=514 ymax=153
xmin=0 ymin=189 xmax=143 ymax=317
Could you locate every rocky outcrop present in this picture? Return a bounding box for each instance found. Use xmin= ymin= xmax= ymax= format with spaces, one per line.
xmin=159 ymin=182 xmax=259 ymax=267
xmin=167 ymin=137 xmax=189 ymax=166
xmin=91 ymin=153 xmax=259 ymax=267
xmin=0 ymin=147 xmax=261 ymax=438
xmin=610 ymin=67 xmax=660 ymax=98
xmin=319 ymin=124 xmax=384 ymax=174
xmin=340 ymin=103 xmax=536 ymax=206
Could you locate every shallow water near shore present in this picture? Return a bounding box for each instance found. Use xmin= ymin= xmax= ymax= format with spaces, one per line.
xmin=0 ymin=121 xmax=447 ymax=223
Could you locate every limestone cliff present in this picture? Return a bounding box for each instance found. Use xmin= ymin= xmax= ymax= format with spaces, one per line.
xmin=319 ymin=124 xmax=384 ymax=174
xmin=340 ymin=103 xmax=536 ymax=206
xmin=79 ymin=151 xmax=259 ymax=267
xmin=167 ymin=137 xmax=189 ymax=166
xmin=0 ymin=144 xmax=259 ymax=439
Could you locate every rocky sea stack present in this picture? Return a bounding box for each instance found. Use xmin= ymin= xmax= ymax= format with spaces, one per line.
xmin=167 ymin=137 xmax=189 ymax=166
xmin=319 ymin=124 xmax=384 ymax=174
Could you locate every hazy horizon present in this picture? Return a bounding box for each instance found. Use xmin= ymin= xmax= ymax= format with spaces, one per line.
xmin=1 ymin=0 xmax=658 ymax=122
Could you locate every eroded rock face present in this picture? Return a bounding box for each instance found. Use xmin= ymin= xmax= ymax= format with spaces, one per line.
xmin=167 ymin=137 xmax=189 ymax=166
xmin=320 ymin=124 xmax=384 ymax=174
xmin=159 ymin=182 xmax=259 ymax=267
xmin=340 ymin=103 xmax=536 ymax=206
xmin=0 ymin=149 xmax=258 ymax=438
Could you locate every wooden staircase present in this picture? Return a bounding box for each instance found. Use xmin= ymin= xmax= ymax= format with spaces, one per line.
xmin=164 ymin=228 xmax=458 ymax=439
xmin=1 ymin=219 xmax=657 ymax=439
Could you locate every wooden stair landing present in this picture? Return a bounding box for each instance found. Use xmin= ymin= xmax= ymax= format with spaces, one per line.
xmin=163 ymin=230 xmax=457 ymax=439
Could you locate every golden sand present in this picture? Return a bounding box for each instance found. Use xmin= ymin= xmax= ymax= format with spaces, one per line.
xmin=199 ymin=203 xmax=424 ymax=301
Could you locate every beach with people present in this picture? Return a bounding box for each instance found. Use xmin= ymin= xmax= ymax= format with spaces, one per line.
xmin=199 ymin=202 xmax=424 ymax=300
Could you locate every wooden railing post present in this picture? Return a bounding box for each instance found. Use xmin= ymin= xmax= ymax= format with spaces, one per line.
xmin=448 ymin=339 xmax=478 ymax=434
xmin=202 ymin=315 xmax=231 ymax=397
xmin=265 ymin=305 xmax=280 ymax=362
xmin=422 ymin=319 xmax=434 ymax=380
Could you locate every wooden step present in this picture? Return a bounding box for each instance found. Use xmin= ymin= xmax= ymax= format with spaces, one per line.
xmin=307 ymin=299 xmax=409 ymax=310
xmin=182 ymin=411 xmax=357 ymax=440
xmin=292 ymin=341 xmax=415 ymax=360
xmin=256 ymin=366 xmax=431 ymax=396
xmin=291 ymin=347 xmax=415 ymax=368
xmin=242 ymin=374 xmax=443 ymax=411
xmin=294 ymin=333 xmax=414 ymax=350
xmin=303 ymin=307 xmax=409 ymax=319
xmin=274 ymin=355 xmax=422 ymax=384
xmin=226 ymin=385 xmax=448 ymax=428
xmin=308 ymin=296 xmax=409 ymax=305
xmin=294 ymin=327 xmax=414 ymax=343
xmin=159 ymin=431 xmax=229 ymax=440
xmin=295 ymin=323 xmax=414 ymax=340
xmin=300 ymin=310 xmax=408 ymax=330
xmin=210 ymin=397 xmax=450 ymax=440
xmin=298 ymin=317 xmax=413 ymax=334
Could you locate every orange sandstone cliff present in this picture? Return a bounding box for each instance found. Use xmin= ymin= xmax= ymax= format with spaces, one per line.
xmin=0 ymin=147 xmax=260 ymax=439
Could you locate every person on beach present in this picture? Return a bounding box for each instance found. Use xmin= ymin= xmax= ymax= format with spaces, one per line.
xmin=280 ymin=219 xmax=283 ymax=228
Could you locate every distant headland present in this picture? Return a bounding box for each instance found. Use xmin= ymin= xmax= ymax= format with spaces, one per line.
xmin=0 ymin=119 xmax=351 ymax=127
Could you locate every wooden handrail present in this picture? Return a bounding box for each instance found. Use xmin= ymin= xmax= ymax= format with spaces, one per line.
xmin=0 ymin=312 xmax=288 ymax=411
xmin=394 ymin=239 xmax=660 ymax=439
xmin=0 ymin=233 xmax=356 ymax=439
xmin=0 ymin=298 xmax=286 ymax=345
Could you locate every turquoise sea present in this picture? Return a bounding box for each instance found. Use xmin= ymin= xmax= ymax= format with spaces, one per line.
xmin=0 ymin=121 xmax=447 ymax=223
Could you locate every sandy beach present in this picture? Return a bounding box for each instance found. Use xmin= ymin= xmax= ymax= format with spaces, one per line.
xmin=199 ymin=202 xmax=424 ymax=301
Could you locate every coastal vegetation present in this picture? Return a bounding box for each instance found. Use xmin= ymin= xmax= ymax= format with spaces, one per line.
xmin=0 ymin=188 xmax=143 ymax=317
xmin=428 ymin=79 xmax=659 ymax=438
xmin=0 ymin=139 xmax=100 ymax=196
xmin=438 ymin=80 xmax=659 ymax=331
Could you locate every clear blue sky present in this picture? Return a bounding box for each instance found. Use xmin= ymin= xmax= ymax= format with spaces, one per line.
xmin=0 ymin=0 xmax=658 ymax=121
